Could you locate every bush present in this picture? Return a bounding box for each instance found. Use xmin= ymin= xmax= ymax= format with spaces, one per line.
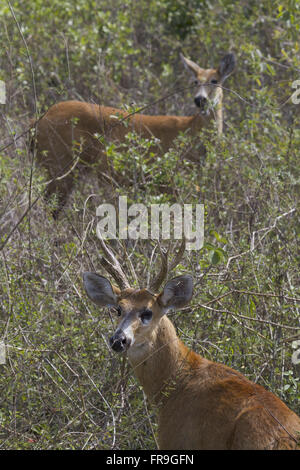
xmin=0 ymin=0 xmax=299 ymax=449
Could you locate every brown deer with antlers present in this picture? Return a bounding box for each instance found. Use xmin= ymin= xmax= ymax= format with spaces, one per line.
xmin=32 ymin=53 xmax=236 ymax=215
xmin=83 ymin=240 xmax=300 ymax=450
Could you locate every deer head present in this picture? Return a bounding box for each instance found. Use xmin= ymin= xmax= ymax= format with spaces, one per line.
xmin=180 ymin=52 xmax=236 ymax=114
xmin=83 ymin=238 xmax=192 ymax=354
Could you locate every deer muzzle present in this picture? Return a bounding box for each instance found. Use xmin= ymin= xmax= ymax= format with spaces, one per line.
xmin=109 ymin=331 xmax=132 ymax=353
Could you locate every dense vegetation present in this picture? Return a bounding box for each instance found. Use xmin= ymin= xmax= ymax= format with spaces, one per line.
xmin=0 ymin=0 xmax=299 ymax=449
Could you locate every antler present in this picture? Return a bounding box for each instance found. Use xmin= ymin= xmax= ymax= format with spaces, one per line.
xmin=149 ymin=237 xmax=186 ymax=292
xmin=98 ymin=236 xmax=130 ymax=290
xmin=97 ymin=231 xmax=185 ymax=293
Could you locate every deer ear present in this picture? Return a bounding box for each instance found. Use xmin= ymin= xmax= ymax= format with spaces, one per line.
xmin=218 ymin=53 xmax=236 ymax=82
xmin=158 ymin=275 xmax=193 ymax=312
xmin=180 ymin=53 xmax=203 ymax=76
xmin=83 ymin=272 xmax=119 ymax=307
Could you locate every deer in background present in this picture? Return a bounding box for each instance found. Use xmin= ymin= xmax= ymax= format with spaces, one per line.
xmin=31 ymin=53 xmax=236 ymax=215
xmin=83 ymin=240 xmax=300 ymax=450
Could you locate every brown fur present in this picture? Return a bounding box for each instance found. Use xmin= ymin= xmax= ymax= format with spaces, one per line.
xmin=128 ymin=315 xmax=300 ymax=450
xmin=32 ymin=102 xmax=211 ymax=209
xmin=31 ymin=55 xmax=231 ymax=212
xmin=109 ymin=287 xmax=300 ymax=450
xmin=83 ymin=273 xmax=300 ymax=449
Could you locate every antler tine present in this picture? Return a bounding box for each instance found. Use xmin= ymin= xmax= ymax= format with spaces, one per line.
xmin=149 ymin=242 xmax=169 ymax=293
xmin=149 ymin=237 xmax=186 ymax=293
xmin=98 ymin=237 xmax=131 ymax=290
xmin=169 ymin=236 xmax=186 ymax=272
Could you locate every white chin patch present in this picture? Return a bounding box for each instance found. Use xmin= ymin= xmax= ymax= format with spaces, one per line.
xmin=122 ymin=323 xmax=135 ymax=347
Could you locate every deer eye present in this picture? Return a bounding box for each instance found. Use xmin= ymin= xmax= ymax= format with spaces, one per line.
xmin=115 ymin=306 xmax=122 ymax=316
xmin=211 ymin=79 xmax=218 ymax=85
xmin=193 ymin=79 xmax=199 ymax=86
xmin=140 ymin=309 xmax=153 ymax=324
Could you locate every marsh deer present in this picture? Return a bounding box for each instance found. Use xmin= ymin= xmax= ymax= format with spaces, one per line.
xmin=83 ymin=240 xmax=300 ymax=450
xmin=32 ymin=53 xmax=236 ymax=215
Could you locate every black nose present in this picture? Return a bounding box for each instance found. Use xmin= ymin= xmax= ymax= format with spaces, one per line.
xmin=194 ymin=96 xmax=207 ymax=109
xmin=109 ymin=332 xmax=131 ymax=352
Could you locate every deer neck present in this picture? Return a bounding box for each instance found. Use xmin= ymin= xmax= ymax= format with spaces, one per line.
xmin=184 ymin=104 xmax=222 ymax=137
xmin=127 ymin=315 xmax=202 ymax=405
xmin=187 ymin=88 xmax=224 ymax=136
